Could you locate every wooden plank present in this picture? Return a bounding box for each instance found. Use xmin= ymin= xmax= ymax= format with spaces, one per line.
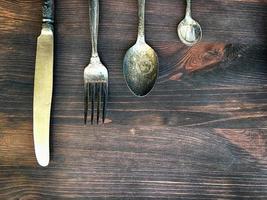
xmin=0 ymin=119 xmax=266 ymax=199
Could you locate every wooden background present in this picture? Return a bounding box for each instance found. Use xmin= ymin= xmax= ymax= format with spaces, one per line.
xmin=0 ymin=0 xmax=267 ymax=199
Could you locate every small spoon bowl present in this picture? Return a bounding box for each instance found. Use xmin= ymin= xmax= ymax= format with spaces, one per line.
xmin=123 ymin=40 xmax=158 ymax=96
xmin=178 ymin=17 xmax=202 ymax=46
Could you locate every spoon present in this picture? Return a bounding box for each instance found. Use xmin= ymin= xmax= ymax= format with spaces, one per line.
xmin=123 ymin=0 xmax=158 ymax=97
xmin=178 ymin=0 xmax=202 ymax=46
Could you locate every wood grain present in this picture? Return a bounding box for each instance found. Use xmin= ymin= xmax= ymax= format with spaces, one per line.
xmin=0 ymin=0 xmax=267 ymax=199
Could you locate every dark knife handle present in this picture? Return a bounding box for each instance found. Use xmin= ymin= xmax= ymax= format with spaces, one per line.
xmin=42 ymin=0 xmax=54 ymax=24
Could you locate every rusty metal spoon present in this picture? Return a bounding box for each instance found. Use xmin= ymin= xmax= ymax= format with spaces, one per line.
xmin=123 ymin=0 xmax=158 ymax=97
xmin=178 ymin=0 xmax=202 ymax=46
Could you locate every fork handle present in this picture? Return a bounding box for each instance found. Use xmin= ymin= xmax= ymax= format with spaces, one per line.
xmin=42 ymin=0 xmax=55 ymax=24
xmin=90 ymin=0 xmax=99 ymax=57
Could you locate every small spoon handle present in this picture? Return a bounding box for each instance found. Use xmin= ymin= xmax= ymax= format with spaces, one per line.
xmin=137 ymin=0 xmax=145 ymax=42
xmin=90 ymin=0 xmax=99 ymax=57
xmin=186 ymin=0 xmax=191 ymax=17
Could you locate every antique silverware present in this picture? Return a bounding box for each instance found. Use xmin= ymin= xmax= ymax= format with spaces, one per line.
xmin=123 ymin=0 xmax=158 ymax=97
xmin=33 ymin=0 xmax=54 ymax=167
xmin=178 ymin=0 xmax=202 ymax=46
xmin=84 ymin=0 xmax=108 ymax=124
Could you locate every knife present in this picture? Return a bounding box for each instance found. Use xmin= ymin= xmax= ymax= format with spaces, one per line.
xmin=33 ymin=0 xmax=54 ymax=167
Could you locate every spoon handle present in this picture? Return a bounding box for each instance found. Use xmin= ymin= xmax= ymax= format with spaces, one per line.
xmin=137 ymin=0 xmax=145 ymax=41
xmin=90 ymin=0 xmax=99 ymax=57
xmin=186 ymin=0 xmax=191 ymax=18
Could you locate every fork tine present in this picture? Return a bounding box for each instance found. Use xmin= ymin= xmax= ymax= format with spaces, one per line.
xmin=102 ymin=83 xmax=107 ymax=123
xmin=97 ymin=83 xmax=102 ymax=124
xmin=91 ymin=83 xmax=95 ymax=124
xmin=84 ymin=83 xmax=89 ymax=124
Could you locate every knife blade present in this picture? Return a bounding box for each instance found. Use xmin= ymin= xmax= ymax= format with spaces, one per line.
xmin=33 ymin=0 xmax=54 ymax=167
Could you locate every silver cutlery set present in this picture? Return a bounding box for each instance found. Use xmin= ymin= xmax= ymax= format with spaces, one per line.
xmin=33 ymin=0 xmax=202 ymax=167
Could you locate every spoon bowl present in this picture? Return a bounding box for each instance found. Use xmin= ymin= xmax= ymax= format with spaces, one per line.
xmin=178 ymin=17 xmax=202 ymax=46
xmin=123 ymin=40 xmax=158 ymax=96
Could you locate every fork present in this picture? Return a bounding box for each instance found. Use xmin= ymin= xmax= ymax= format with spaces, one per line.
xmin=84 ymin=0 xmax=108 ymax=124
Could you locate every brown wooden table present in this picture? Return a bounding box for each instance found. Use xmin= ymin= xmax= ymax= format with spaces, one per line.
xmin=1 ymin=0 xmax=267 ymax=199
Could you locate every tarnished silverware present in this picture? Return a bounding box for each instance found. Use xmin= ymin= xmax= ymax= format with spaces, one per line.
xmin=123 ymin=0 xmax=158 ymax=97
xmin=33 ymin=0 xmax=54 ymax=167
xmin=84 ymin=0 xmax=108 ymax=124
xmin=178 ymin=0 xmax=202 ymax=46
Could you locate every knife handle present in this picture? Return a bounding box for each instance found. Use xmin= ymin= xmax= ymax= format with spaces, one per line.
xmin=90 ymin=0 xmax=99 ymax=57
xmin=42 ymin=0 xmax=54 ymax=24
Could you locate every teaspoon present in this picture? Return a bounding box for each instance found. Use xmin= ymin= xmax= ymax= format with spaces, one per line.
xmin=123 ymin=0 xmax=158 ymax=97
xmin=178 ymin=0 xmax=202 ymax=46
